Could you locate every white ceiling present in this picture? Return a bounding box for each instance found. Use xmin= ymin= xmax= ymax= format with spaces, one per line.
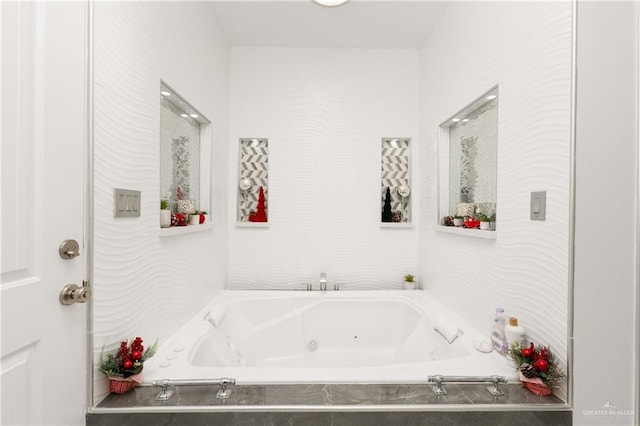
xmin=208 ymin=1 xmax=450 ymax=49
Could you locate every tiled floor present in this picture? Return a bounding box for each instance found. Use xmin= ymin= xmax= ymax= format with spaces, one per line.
xmin=88 ymin=383 xmax=571 ymax=425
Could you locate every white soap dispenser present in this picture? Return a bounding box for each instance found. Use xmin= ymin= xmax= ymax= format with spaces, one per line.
xmin=505 ymin=317 xmax=524 ymax=349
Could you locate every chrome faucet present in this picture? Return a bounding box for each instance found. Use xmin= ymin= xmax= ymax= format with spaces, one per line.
xmin=319 ymin=272 xmax=327 ymax=291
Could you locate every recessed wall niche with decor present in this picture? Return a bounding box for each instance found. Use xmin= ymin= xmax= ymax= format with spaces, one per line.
xmin=237 ymin=138 xmax=269 ymax=225
xmin=439 ymin=87 xmax=498 ymax=238
xmin=159 ymin=81 xmax=212 ymax=236
xmin=381 ymin=138 xmax=412 ymax=226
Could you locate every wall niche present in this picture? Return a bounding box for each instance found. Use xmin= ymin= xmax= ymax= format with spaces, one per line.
xmin=159 ymin=81 xmax=212 ymax=234
xmin=381 ymin=137 xmax=412 ymax=225
xmin=439 ymin=87 xmax=498 ymax=235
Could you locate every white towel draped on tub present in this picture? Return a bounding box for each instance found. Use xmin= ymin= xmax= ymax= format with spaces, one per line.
xmin=204 ymin=305 xmax=227 ymax=328
xmin=433 ymin=315 xmax=462 ymax=344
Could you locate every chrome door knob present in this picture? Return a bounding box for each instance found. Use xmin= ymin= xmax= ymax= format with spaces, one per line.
xmin=59 ymin=283 xmax=91 ymax=305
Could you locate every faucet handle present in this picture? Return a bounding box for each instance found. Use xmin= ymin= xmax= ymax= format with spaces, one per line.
xmin=334 ymin=283 xmax=341 ymax=291
xmin=301 ymin=283 xmax=313 ymax=291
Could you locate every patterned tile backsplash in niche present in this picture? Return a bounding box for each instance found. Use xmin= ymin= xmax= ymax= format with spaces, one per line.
xmin=237 ymin=138 xmax=269 ymax=223
xmin=381 ymin=138 xmax=411 ymax=224
xmin=446 ymin=92 xmax=498 ymax=217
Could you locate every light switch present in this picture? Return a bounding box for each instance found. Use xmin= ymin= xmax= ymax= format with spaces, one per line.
xmin=532 ymin=198 xmax=540 ymax=214
xmin=114 ymin=188 xmax=141 ymax=217
xmin=530 ymin=191 xmax=546 ymax=221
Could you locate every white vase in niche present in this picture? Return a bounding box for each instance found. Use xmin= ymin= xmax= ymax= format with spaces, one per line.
xmin=403 ymin=275 xmax=417 ymax=290
xmin=453 ymin=217 xmax=464 ymax=227
xmin=456 ymin=202 xmax=475 ymax=217
xmin=189 ymin=214 xmax=200 ymax=225
xmin=480 ymin=221 xmax=490 ymax=230
xmin=403 ymin=281 xmax=416 ymax=290
xmin=177 ymin=199 xmax=196 ymax=214
xmin=160 ymin=210 xmax=171 ymax=228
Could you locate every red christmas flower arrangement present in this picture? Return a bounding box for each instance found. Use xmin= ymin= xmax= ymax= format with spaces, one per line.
xmin=99 ymin=337 xmax=158 ymax=394
xmin=508 ymin=341 xmax=566 ymax=396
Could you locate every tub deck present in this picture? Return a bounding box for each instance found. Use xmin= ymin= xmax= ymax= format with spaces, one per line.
xmin=91 ymin=382 xmax=570 ymax=425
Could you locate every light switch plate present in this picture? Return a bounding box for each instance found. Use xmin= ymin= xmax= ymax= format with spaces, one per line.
xmin=530 ymin=191 xmax=546 ymax=221
xmin=114 ymin=188 xmax=141 ymax=217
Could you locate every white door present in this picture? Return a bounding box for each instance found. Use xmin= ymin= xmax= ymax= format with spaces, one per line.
xmin=1 ymin=2 xmax=88 ymax=425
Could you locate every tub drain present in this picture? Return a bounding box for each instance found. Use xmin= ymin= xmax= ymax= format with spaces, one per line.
xmin=307 ymin=340 xmax=318 ymax=352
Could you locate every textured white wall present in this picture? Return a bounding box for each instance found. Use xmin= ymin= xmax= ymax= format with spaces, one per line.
xmin=92 ymin=2 xmax=229 ymax=403
xmin=228 ymin=48 xmax=420 ymax=289
xmin=419 ymin=1 xmax=572 ymax=400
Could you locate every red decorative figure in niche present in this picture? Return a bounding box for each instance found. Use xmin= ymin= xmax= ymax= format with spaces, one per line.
xmin=171 ymin=213 xmax=188 ymax=226
xmin=249 ymin=186 xmax=267 ymax=222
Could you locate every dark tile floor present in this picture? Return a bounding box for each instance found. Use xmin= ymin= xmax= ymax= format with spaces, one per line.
xmin=88 ymin=383 xmax=571 ymax=425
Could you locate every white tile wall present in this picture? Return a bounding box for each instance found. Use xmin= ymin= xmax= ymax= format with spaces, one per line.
xmin=419 ymin=1 xmax=573 ymax=400
xmin=228 ymin=48 xmax=420 ymax=290
xmin=92 ymin=2 xmax=230 ymax=403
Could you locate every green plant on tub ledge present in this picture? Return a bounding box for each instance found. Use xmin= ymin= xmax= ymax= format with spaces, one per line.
xmin=403 ymin=274 xmax=417 ymax=290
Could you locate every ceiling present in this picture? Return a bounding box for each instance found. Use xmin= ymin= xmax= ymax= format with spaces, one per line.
xmin=208 ymin=1 xmax=450 ymax=49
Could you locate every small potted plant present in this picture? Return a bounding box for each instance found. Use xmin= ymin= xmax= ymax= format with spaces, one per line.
xmin=160 ymin=200 xmax=171 ymax=228
xmin=196 ymin=210 xmax=208 ymax=224
xmin=403 ymin=274 xmax=416 ymax=290
xmin=100 ymin=337 xmax=158 ymax=394
xmin=479 ymin=214 xmax=491 ymax=230
xmin=453 ymin=215 xmax=464 ymax=227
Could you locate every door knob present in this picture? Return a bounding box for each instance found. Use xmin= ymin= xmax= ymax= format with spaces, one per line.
xmin=59 ymin=282 xmax=91 ymax=305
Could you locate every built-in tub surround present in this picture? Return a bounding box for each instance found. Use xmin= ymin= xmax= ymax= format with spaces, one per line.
xmin=142 ymin=290 xmax=517 ymax=385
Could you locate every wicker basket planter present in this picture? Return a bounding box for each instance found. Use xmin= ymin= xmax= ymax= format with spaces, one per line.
xmin=108 ymin=372 xmax=143 ymax=394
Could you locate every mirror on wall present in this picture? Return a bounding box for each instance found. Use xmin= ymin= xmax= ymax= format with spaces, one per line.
xmin=159 ymin=81 xmax=211 ymax=227
xmin=439 ymin=88 xmax=498 ymax=229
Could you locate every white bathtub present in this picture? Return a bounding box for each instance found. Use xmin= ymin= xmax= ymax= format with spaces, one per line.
xmin=142 ymin=290 xmax=517 ymax=384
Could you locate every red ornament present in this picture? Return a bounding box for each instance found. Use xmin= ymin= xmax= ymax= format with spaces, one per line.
xmin=463 ymin=218 xmax=480 ymax=228
xmin=521 ymin=348 xmax=533 ymax=358
xmin=131 ymin=351 xmax=142 ymax=361
xmin=199 ymin=213 xmax=206 ymax=224
xmin=533 ymin=358 xmax=549 ymax=372
xmin=122 ymin=359 xmax=134 ymax=370
xmin=537 ymin=347 xmax=549 ymax=361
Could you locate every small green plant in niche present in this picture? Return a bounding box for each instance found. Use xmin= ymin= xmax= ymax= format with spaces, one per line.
xmin=403 ymin=274 xmax=417 ymax=290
